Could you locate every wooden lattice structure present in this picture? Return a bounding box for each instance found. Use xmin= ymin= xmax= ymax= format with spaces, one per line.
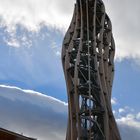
xmin=62 ymin=0 xmax=121 ymax=139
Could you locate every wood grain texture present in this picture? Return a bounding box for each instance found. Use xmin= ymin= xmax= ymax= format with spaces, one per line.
xmin=62 ymin=0 xmax=121 ymax=139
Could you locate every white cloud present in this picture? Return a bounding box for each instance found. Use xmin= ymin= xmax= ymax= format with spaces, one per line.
xmin=111 ymin=98 xmax=117 ymax=105
xmin=119 ymin=108 xmax=125 ymax=114
xmin=56 ymin=51 xmax=61 ymax=56
xmin=0 ymin=85 xmax=140 ymax=140
xmin=0 ymin=85 xmax=67 ymax=113
xmin=115 ymin=106 xmax=135 ymax=118
xmin=136 ymin=112 xmax=140 ymax=120
xmin=117 ymin=113 xmax=140 ymax=140
xmin=0 ymin=0 xmax=140 ymax=62
xmin=0 ymin=0 xmax=74 ymax=32
xmin=113 ymin=110 xmax=116 ymax=115
xmin=0 ymin=85 xmax=67 ymax=140
xmin=104 ymin=0 xmax=140 ymax=61
xmin=5 ymin=38 xmax=20 ymax=48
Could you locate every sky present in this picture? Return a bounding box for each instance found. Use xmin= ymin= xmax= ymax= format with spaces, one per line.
xmin=0 ymin=0 xmax=139 ymax=139
xmin=0 ymin=85 xmax=139 ymax=140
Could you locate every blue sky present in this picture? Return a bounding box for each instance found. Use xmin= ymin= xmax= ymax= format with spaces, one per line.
xmin=0 ymin=0 xmax=140 ymax=139
xmin=113 ymin=59 xmax=140 ymax=112
xmin=0 ymin=26 xmax=67 ymax=101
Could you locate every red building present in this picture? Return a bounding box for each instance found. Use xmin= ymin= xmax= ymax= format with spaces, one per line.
xmin=0 ymin=128 xmax=36 ymax=140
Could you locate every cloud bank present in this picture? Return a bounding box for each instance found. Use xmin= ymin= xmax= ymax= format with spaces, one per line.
xmin=0 ymin=0 xmax=140 ymax=61
xmin=0 ymin=0 xmax=74 ymax=32
xmin=117 ymin=114 xmax=140 ymax=140
xmin=0 ymin=85 xmax=67 ymax=140
xmin=0 ymin=85 xmax=139 ymax=140
xmin=104 ymin=0 xmax=140 ymax=60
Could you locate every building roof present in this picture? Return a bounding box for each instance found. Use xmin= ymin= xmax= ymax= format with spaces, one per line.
xmin=0 ymin=127 xmax=37 ymax=140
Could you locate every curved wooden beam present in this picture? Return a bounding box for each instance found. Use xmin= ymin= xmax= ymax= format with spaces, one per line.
xmin=62 ymin=0 xmax=121 ymax=139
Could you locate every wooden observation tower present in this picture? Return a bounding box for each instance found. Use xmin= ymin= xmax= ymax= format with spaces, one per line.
xmin=62 ymin=0 xmax=121 ymax=139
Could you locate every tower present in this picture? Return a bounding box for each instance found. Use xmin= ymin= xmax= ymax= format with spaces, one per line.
xmin=62 ymin=0 xmax=121 ymax=139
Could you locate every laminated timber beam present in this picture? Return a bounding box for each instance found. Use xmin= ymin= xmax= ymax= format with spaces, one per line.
xmin=62 ymin=0 xmax=121 ymax=140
